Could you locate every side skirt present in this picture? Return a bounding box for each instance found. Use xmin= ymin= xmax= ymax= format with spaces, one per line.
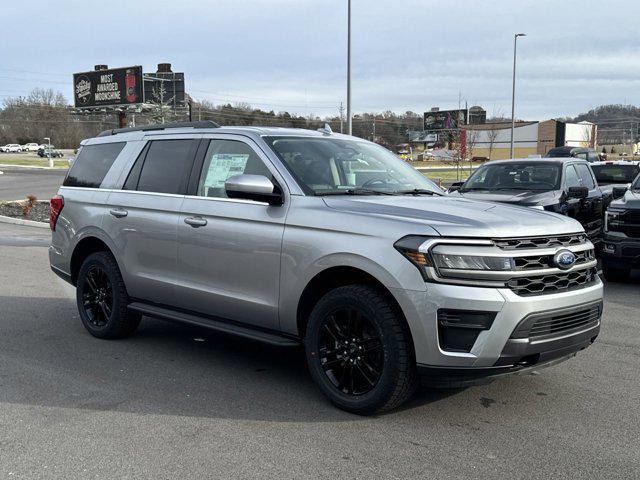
xmin=128 ymin=301 xmax=300 ymax=347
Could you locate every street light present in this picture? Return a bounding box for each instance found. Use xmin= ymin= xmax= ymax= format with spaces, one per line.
xmin=346 ymin=0 xmax=352 ymax=135
xmin=509 ymin=33 xmax=526 ymax=159
xmin=44 ymin=137 xmax=52 ymax=168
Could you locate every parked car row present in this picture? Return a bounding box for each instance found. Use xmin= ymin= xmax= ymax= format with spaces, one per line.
xmin=0 ymin=143 xmax=58 ymax=153
xmin=448 ymin=158 xmax=640 ymax=281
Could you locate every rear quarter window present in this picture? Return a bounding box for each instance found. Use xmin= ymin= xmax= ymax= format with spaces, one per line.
xmin=63 ymin=142 xmax=126 ymax=188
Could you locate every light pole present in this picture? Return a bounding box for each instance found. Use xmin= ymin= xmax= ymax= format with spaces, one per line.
xmin=509 ymin=33 xmax=526 ymax=159
xmin=346 ymin=0 xmax=352 ymax=135
xmin=44 ymin=137 xmax=52 ymax=168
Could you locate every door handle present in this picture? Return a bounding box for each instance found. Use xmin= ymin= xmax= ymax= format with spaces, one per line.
xmin=184 ymin=216 xmax=207 ymax=228
xmin=109 ymin=208 xmax=128 ymax=218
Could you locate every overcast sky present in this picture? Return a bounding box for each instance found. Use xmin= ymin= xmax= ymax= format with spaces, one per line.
xmin=1 ymin=0 xmax=638 ymax=120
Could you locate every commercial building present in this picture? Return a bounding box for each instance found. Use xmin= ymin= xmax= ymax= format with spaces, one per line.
xmin=463 ymin=119 xmax=597 ymax=160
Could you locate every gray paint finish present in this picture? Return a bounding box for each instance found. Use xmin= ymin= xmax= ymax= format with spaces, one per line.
xmin=50 ymin=125 xmax=604 ymax=369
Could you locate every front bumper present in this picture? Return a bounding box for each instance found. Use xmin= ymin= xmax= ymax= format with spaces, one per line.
xmin=391 ymin=276 xmax=603 ymax=370
xmin=601 ymin=233 xmax=640 ymax=268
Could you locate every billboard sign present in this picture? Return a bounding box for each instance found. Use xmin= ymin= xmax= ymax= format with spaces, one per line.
xmin=74 ymin=66 xmax=144 ymax=108
xmin=423 ymin=109 xmax=468 ymax=131
xmin=143 ymin=72 xmax=186 ymax=108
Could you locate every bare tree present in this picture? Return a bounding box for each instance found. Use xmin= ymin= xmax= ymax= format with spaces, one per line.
xmin=149 ymin=82 xmax=175 ymax=124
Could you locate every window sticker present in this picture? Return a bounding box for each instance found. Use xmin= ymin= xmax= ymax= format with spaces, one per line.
xmin=203 ymin=154 xmax=249 ymax=188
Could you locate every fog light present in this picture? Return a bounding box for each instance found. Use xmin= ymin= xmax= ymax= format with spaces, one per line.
xmin=603 ymin=244 xmax=616 ymax=254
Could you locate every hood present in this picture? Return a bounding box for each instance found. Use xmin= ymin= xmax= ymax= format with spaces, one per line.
xmin=322 ymin=195 xmax=583 ymax=238
xmin=449 ymin=189 xmax=560 ymax=207
xmin=610 ymin=188 xmax=640 ymax=209
xmin=598 ymin=183 xmax=630 ymax=196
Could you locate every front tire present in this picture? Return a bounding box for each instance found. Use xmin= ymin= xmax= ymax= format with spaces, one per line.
xmin=76 ymin=252 xmax=141 ymax=339
xmin=305 ymin=284 xmax=417 ymax=415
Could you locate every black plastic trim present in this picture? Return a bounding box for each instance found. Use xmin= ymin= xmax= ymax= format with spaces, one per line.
xmin=50 ymin=266 xmax=73 ymax=285
xmin=128 ymin=301 xmax=300 ymax=347
xmin=97 ymin=120 xmax=220 ymax=137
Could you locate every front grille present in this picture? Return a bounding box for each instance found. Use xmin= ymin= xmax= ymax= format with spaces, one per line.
xmin=494 ymin=234 xmax=587 ymax=250
xmin=513 ymin=249 xmax=594 ymax=271
xmin=507 ymin=267 xmax=598 ymax=296
xmin=609 ymin=210 xmax=640 ymax=238
xmin=511 ymin=302 xmax=601 ymax=340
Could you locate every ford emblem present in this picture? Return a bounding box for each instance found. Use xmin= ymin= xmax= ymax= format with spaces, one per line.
xmin=553 ymin=249 xmax=576 ymax=270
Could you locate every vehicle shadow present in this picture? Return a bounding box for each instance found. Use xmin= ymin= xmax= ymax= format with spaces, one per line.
xmin=0 ymin=295 xmax=463 ymax=422
xmin=602 ymin=270 xmax=640 ymax=309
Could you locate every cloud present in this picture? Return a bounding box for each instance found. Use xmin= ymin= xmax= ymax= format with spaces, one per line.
xmin=0 ymin=0 xmax=638 ymax=119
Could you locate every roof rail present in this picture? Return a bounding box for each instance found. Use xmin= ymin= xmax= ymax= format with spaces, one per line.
xmin=97 ymin=120 xmax=220 ymax=137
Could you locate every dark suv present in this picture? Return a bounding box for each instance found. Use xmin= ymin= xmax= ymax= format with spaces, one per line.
xmin=545 ymin=146 xmax=600 ymax=163
xmin=601 ymin=173 xmax=640 ymax=281
xmin=449 ymin=159 xmax=606 ymax=243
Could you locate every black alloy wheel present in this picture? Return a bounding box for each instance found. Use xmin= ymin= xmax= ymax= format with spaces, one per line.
xmin=305 ymin=284 xmax=417 ymax=415
xmin=76 ymin=251 xmax=141 ymax=339
xmin=81 ymin=265 xmax=114 ymax=327
xmin=318 ymin=307 xmax=384 ymax=396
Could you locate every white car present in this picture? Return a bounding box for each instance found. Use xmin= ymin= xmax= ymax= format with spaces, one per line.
xmin=1 ymin=144 xmax=23 ymax=153
xmin=22 ymin=143 xmax=40 ymax=152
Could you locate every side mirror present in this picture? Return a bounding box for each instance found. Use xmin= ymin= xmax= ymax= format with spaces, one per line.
xmin=225 ymin=174 xmax=283 ymax=205
xmin=567 ymin=186 xmax=589 ymax=199
xmin=448 ymin=181 xmax=464 ymax=193
xmin=612 ymin=186 xmax=628 ymax=200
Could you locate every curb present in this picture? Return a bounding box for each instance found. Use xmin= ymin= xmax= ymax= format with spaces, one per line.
xmin=0 ymin=164 xmax=68 ymax=171
xmin=0 ymin=214 xmax=49 ymax=229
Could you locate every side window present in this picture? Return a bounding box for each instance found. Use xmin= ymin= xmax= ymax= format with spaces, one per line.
xmin=63 ymin=142 xmax=125 ymax=188
xmin=564 ymin=165 xmax=581 ymax=188
xmin=135 ymin=140 xmax=196 ymax=194
xmin=576 ymin=164 xmax=595 ymax=189
xmin=123 ymin=143 xmax=148 ymax=190
xmin=196 ymin=139 xmax=272 ymax=198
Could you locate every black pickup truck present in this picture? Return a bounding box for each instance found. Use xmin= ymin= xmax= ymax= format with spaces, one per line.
xmin=448 ymin=158 xmax=608 ymax=244
xmin=601 ymin=173 xmax=640 ymax=281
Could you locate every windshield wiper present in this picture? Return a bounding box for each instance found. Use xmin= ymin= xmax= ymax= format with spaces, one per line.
xmin=315 ymin=188 xmax=397 ymax=196
xmin=395 ymin=188 xmax=443 ymax=196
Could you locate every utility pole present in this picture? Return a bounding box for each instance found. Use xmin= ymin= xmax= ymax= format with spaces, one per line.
xmin=510 ymin=33 xmax=526 ymax=159
xmin=372 ymin=116 xmax=376 ymax=142
xmin=338 ymin=102 xmax=345 ymax=133
xmin=346 ymin=0 xmax=352 ymax=135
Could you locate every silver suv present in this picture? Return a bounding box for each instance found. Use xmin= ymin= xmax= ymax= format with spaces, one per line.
xmin=49 ymin=121 xmax=603 ymax=414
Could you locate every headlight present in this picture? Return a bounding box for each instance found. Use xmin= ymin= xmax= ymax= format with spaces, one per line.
xmin=605 ymin=209 xmax=623 ymax=232
xmin=394 ymin=236 xmax=514 ymax=283
xmin=432 ymin=253 xmax=514 ymax=270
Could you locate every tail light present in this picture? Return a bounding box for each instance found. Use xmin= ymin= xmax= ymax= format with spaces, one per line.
xmin=50 ymin=195 xmax=64 ymax=231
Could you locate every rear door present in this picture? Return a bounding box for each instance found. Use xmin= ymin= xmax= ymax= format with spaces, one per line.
xmin=102 ymin=136 xmax=199 ymax=305
xmin=173 ymin=135 xmax=288 ymax=329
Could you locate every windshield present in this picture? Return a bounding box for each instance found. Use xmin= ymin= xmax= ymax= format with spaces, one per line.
xmin=591 ymin=164 xmax=640 ymax=185
xmin=632 ymin=173 xmax=640 ymax=190
xmin=461 ymin=162 xmax=562 ymax=192
xmin=264 ymin=136 xmax=441 ymax=195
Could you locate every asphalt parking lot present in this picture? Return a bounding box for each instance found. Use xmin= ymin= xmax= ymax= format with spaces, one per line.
xmin=0 ymin=167 xmax=67 ymax=202
xmin=0 ymin=222 xmax=638 ymax=479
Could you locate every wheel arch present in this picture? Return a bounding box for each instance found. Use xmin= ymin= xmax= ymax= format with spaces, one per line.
xmin=70 ymin=236 xmax=115 ymax=285
xmin=295 ymin=265 xmax=411 ymax=341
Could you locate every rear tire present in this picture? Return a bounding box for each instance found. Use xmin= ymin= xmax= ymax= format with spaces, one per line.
xmin=602 ymin=263 xmax=630 ymax=282
xmin=304 ymin=284 xmax=417 ymax=415
xmin=76 ymin=252 xmax=141 ymax=339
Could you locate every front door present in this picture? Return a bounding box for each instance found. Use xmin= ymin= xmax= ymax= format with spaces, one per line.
xmin=174 ymin=136 xmax=288 ymax=329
